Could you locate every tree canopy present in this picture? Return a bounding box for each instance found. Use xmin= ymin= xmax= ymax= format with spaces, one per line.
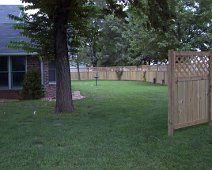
xmin=78 ymin=0 xmax=211 ymax=66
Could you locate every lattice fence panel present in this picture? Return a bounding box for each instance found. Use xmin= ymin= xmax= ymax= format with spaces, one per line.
xmin=175 ymin=54 xmax=209 ymax=78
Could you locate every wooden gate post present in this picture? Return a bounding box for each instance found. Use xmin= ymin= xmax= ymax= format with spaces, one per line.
xmin=168 ymin=50 xmax=175 ymax=135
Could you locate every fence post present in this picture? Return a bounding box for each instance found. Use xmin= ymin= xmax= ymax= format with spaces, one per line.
xmin=106 ymin=67 xmax=108 ymax=80
xmin=147 ymin=66 xmax=150 ymax=82
xmin=87 ymin=68 xmax=89 ymax=80
xmin=163 ymin=71 xmax=166 ymax=84
xmin=209 ymin=54 xmax=212 ymax=124
xmin=168 ymin=50 xmax=175 ymax=136
xmin=156 ymin=65 xmax=158 ymax=83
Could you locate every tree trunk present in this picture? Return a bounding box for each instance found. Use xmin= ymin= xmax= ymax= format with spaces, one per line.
xmin=76 ymin=55 xmax=81 ymax=80
xmin=91 ymin=45 xmax=98 ymax=67
xmin=54 ymin=14 xmax=74 ymax=113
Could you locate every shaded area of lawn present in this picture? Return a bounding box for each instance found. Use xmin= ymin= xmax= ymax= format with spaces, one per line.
xmin=0 ymin=81 xmax=212 ymax=169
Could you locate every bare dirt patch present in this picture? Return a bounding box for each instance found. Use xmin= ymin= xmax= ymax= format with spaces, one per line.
xmin=42 ymin=90 xmax=85 ymax=101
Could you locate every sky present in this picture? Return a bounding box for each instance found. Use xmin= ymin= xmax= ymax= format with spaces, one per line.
xmin=0 ymin=0 xmax=25 ymax=5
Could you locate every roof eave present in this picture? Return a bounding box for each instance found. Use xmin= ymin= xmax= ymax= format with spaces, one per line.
xmin=0 ymin=52 xmax=38 ymax=56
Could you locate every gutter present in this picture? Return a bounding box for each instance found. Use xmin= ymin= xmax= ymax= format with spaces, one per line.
xmin=0 ymin=52 xmax=38 ymax=56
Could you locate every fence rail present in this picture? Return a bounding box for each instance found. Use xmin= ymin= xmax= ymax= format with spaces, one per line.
xmin=70 ymin=65 xmax=168 ymax=85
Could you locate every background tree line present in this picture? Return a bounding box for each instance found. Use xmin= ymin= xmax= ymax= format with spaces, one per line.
xmin=76 ymin=0 xmax=212 ymax=67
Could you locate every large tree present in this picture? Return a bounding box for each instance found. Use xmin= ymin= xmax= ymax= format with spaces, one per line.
xmin=173 ymin=0 xmax=212 ymax=51
xmin=24 ymin=0 xmax=77 ymax=113
xmin=19 ymin=0 xmax=99 ymax=113
xmin=122 ymin=0 xmax=212 ymax=65
xmin=10 ymin=0 xmax=172 ymax=112
xmin=15 ymin=0 xmax=123 ymax=112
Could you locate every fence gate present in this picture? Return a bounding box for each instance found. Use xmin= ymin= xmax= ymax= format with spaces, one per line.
xmin=168 ymin=51 xmax=212 ymax=135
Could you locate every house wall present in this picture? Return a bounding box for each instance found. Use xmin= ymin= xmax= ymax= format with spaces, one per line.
xmin=0 ymin=56 xmax=57 ymax=99
xmin=43 ymin=59 xmax=56 ymax=98
xmin=28 ymin=57 xmax=56 ymax=98
xmin=0 ymin=90 xmax=19 ymax=99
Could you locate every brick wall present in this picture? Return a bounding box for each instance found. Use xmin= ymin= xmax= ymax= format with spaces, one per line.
xmin=0 ymin=90 xmax=20 ymax=99
xmin=28 ymin=56 xmax=56 ymax=98
xmin=27 ymin=56 xmax=56 ymax=98
xmin=43 ymin=59 xmax=56 ymax=98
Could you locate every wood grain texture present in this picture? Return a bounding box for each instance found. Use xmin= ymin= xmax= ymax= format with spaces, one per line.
xmin=168 ymin=51 xmax=211 ymax=134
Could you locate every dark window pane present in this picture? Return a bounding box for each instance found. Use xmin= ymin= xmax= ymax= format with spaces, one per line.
xmin=49 ymin=70 xmax=56 ymax=82
xmin=12 ymin=72 xmax=25 ymax=87
xmin=0 ymin=57 xmax=8 ymax=71
xmin=0 ymin=73 xmax=8 ymax=87
xmin=49 ymin=60 xmax=56 ymax=69
xmin=12 ymin=56 xmax=26 ymax=71
xmin=48 ymin=60 xmax=56 ymax=82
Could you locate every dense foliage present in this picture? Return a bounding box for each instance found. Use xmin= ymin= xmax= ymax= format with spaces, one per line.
xmin=10 ymin=0 xmax=211 ymax=67
xmin=9 ymin=0 xmax=175 ymax=66
xmin=78 ymin=0 xmax=211 ymax=66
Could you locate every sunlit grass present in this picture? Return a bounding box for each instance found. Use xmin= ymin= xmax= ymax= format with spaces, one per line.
xmin=0 ymin=80 xmax=212 ymax=169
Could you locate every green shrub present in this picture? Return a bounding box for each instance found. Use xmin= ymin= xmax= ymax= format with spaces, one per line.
xmin=115 ymin=68 xmax=123 ymax=80
xmin=20 ymin=71 xmax=44 ymax=99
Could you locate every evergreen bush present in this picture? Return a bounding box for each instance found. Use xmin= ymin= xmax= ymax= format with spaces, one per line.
xmin=20 ymin=71 xmax=44 ymax=99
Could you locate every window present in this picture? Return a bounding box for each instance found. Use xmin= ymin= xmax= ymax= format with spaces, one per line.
xmin=0 ymin=57 xmax=8 ymax=88
xmin=0 ymin=56 xmax=26 ymax=89
xmin=11 ymin=56 xmax=26 ymax=88
xmin=48 ymin=60 xmax=56 ymax=83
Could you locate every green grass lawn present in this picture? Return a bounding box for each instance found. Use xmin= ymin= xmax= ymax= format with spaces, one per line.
xmin=0 ymin=81 xmax=212 ymax=170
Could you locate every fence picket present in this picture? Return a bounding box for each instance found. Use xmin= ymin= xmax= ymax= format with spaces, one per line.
xmin=70 ymin=65 xmax=167 ymax=84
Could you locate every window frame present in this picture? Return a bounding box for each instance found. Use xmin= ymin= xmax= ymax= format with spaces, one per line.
xmin=0 ymin=56 xmax=9 ymax=89
xmin=0 ymin=56 xmax=27 ymax=90
xmin=11 ymin=56 xmax=26 ymax=88
xmin=48 ymin=60 xmax=56 ymax=84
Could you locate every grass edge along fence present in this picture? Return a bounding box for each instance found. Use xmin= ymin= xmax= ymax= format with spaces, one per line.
xmin=168 ymin=50 xmax=212 ymax=136
xmin=70 ymin=65 xmax=168 ymax=85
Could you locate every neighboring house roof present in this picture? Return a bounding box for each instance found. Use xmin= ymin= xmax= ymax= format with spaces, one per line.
xmin=0 ymin=23 xmax=28 ymax=54
xmin=0 ymin=5 xmax=22 ymax=23
xmin=0 ymin=5 xmax=30 ymax=55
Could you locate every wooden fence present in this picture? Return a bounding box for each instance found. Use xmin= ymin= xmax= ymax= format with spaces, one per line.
xmin=168 ymin=50 xmax=212 ymax=135
xmin=70 ymin=65 xmax=168 ymax=85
